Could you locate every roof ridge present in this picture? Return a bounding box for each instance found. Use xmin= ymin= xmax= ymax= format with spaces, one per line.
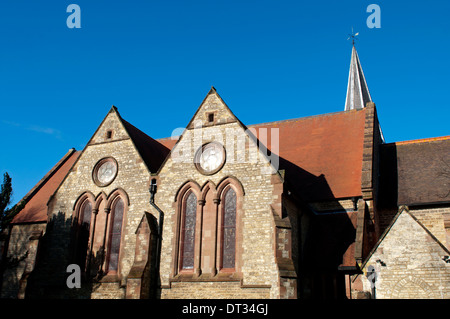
xmin=394 ymin=135 xmax=450 ymax=146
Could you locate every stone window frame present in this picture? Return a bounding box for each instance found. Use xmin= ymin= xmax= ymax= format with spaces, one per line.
xmin=171 ymin=177 xmax=244 ymax=280
xmin=172 ymin=181 xmax=202 ymax=276
xmin=219 ymin=185 xmax=237 ymax=271
xmin=72 ymin=188 xmax=129 ymax=282
xmin=105 ymin=129 xmax=114 ymax=140
xmin=216 ymin=178 xmax=244 ymax=275
xmin=72 ymin=191 xmax=96 ymax=273
xmin=205 ymin=111 xmax=217 ymax=126
xmin=92 ymin=157 xmax=119 ymax=187
xmin=193 ymin=142 xmax=226 ymax=176
xmin=103 ymin=189 xmax=129 ymax=279
xmin=179 ymin=190 xmax=198 ymax=272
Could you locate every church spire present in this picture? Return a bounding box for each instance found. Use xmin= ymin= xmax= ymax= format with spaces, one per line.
xmin=344 ymin=45 xmax=372 ymax=111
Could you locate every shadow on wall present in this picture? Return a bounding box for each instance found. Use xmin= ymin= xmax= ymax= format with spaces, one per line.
xmin=279 ymin=157 xmax=358 ymax=299
xmin=24 ymin=212 xmax=109 ymax=299
xmin=0 ymin=229 xmax=30 ymax=298
xmin=24 ymin=211 xmax=159 ymax=299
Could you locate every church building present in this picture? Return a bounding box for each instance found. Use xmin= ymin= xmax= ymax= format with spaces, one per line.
xmin=1 ymin=45 xmax=449 ymax=299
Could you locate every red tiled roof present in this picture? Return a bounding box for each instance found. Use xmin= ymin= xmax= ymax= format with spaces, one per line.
xmin=249 ymin=109 xmax=366 ymax=201
xmin=12 ymin=149 xmax=80 ymax=224
xmin=156 ymin=136 xmax=178 ymax=151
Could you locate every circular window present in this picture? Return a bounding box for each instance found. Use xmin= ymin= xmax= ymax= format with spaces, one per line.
xmin=92 ymin=157 xmax=118 ymax=187
xmin=194 ymin=142 xmax=226 ymax=175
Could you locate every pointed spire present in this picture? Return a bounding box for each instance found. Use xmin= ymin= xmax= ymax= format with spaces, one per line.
xmin=344 ymin=45 xmax=372 ymax=111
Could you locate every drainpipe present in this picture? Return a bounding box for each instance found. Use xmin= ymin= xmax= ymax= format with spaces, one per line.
xmin=149 ymin=178 xmax=164 ymax=295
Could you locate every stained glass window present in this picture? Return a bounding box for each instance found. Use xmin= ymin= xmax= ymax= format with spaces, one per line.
xmin=222 ymin=188 xmax=236 ymax=269
xmin=81 ymin=200 xmax=92 ymax=227
xmin=108 ymin=198 xmax=124 ymax=271
xmin=77 ymin=200 xmax=92 ymax=268
xmin=181 ymin=192 xmax=197 ymax=270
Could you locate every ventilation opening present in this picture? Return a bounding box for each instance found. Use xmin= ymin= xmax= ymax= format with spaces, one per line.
xmin=208 ymin=113 xmax=214 ymax=123
xmin=106 ymin=130 xmax=113 ymax=139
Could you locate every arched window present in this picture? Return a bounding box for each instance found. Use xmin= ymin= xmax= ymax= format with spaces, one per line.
xmin=221 ymin=187 xmax=236 ymax=269
xmin=107 ymin=197 xmax=124 ymax=272
xmin=75 ymin=198 xmax=92 ymax=269
xmin=80 ymin=199 xmax=92 ymax=227
xmin=180 ymin=191 xmax=197 ymax=270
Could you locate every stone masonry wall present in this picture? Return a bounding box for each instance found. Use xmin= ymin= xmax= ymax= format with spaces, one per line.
xmin=157 ymin=92 xmax=282 ymax=298
xmin=33 ymin=110 xmax=154 ymax=298
xmin=1 ymin=223 xmax=46 ymax=298
xmin=357 ymin=208 xmax=450 ymax=299
xmin=163 ymin=281 xmax=270 ymax=299
xmin=410 ymin=206 xmax=449 ymax=249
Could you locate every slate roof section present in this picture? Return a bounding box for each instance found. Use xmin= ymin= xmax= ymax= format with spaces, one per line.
xmin=395 ymin=136 xmax=450 ymax=206
xmin=378 ymin=136 xmax=450 ymax=208
xmin=11 ymin=149 xmax=81 ymax=224
xmin=121 ymin=118 xmax=171 ymax=174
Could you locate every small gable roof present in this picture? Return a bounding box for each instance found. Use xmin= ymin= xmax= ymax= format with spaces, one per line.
xmin=88 ymin=106 xmax=171 ymax=174
xmin=12 ymin=149 xmax=81 ymax=224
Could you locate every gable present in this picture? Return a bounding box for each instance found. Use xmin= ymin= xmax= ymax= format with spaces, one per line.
xmin=159 ymin=87 xmax=280 ymax=178
xmin=363 ymin=207 xmax=450 ymax=270
xmin=185 ymin=87 xmax=240 ymax=130
xmin=48 ymin=107 xmax=171 ymax=212
xmin=87 ymin=106 xmax=170 ymax=173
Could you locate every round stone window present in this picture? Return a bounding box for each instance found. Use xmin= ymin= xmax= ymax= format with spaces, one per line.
xmin=92 ymin=157 xmax=118 ymax=187
xmin=194 ymin=142 xmax=226 ymax=175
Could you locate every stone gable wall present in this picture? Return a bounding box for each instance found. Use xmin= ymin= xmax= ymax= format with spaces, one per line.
xmin=156 ymin=93 xmax=282 ymax=298
xmin=32 ymin=111 xmax=154 ymax=298
xmin=357 ymin=208 xmax=450 ymax=299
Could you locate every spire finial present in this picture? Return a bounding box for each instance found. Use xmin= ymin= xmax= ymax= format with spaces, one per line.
xmin=347 ymin=27 xmax=359 ymax=46
xmin=344 ymin=40 xmax=372 ymax=111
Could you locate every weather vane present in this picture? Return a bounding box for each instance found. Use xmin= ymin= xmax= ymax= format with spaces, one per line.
xmin=347 ymin=27 xmax=359 ymax=45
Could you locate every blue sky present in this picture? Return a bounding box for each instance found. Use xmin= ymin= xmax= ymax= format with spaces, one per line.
xmin=1 ymin=0 xmax=449 ymax=205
